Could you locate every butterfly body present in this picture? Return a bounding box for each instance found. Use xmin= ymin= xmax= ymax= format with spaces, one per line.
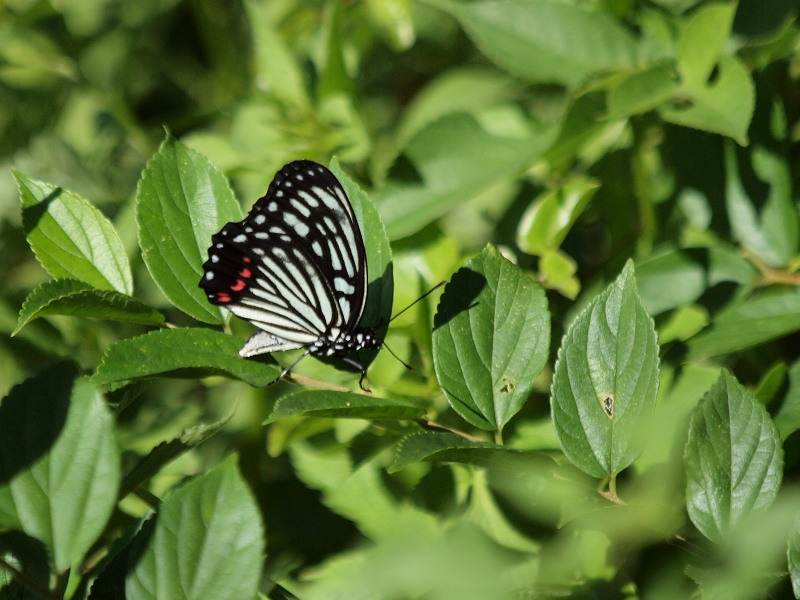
xmin=199 ymin=160 xmax=381 ymax=384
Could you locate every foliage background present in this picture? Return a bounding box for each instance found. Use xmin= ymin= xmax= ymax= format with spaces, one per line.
xmin=2 ymin=0 xmax=800 ymax=598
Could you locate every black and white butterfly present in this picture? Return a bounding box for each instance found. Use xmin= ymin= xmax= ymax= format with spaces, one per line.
xmin=199 ymin=160 xmax=384 ymax=387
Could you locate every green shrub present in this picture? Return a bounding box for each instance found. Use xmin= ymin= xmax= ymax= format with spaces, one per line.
xmin=2 ymin=1 xmax=800 ymax=599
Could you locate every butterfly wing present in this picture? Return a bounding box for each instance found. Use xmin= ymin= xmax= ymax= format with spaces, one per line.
xmin=199 ymin=160 xmax=369 ymax=357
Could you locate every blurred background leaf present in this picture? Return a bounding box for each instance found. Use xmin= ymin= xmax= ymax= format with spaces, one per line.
xmin=2 ymin=0 xmax=800 ymax=598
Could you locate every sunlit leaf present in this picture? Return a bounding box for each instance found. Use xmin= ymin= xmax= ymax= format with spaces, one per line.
xmin=551 ymin=261 xmax=659 ymax=478
xmin=433 ymin=245 xmax=550 ymax=432
xmin=684 ymin=370 xmax=783 ymax=543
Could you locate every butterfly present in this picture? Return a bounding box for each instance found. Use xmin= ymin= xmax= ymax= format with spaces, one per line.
xmin=199 ymin=160 xmax=384 ymax=387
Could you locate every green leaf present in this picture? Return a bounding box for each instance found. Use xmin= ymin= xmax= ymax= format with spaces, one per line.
xmin=684 ymin=370 xmax=783 ymax=544
xmin=126 ymin=456 xmax=263 ymax=600
xmin=91 ymin=328 xmax=281 ymax=389
xmin=772 ymin=359 xmax=800 ymax=439
xmin=550 ymin=261 xmax=659 ymax=478
xmin=391 ymin=432 xmax=505 ymax=472
xmin=516 ymin=178 xmax=599 ymax=255
xmin=687 ymin=289 xmax=800 ymax=359
xmin=657 ymin=305 xmax=708 ymax=345
xmin=725 ymin=143 xmax=799 ymax=268
xmin=0 ymin=363 xmax=120 ymax=572
xmin=13 ymin=279 xmax=164 ymax=336
xmin=607 ymin=63 xmax=678 ymax=119
xmin=120 ymin=412 xmax=233 ymax=498
xmin=427 ymin=0 xmax=638 ymax=88
xmin=378 ymin=113 xmax=554 ymax=239
xmin=789 ymin=515 xmax=800 ymax=598
xmin=15 ymin=170 xmax=133 ymax=294
xmin=264 ymin=390 xmax=425 ymax=424
xmin=676 ymin=3 xmax=736 ymax=89
xmin=243 ymin=0 xmax=310 ymax=110
xmin=363 ymin=0 xmax=415 ymax=51
xmin=635 ymin=246 xmax=757 ymax=316
xmin=539 ymin=249 xmax=580 ymax=300
xmin=432 ymin=245 xmax=550 ymax=432
xmin=136 ymin=135 xmax=243 ymax=324
xmin=661 ymin=55 xmax=754 ymax=144
xmin=396 ymin=67 xmax=519 ymax=148
xmin=658 ymin=3 xmax=753 ymax=143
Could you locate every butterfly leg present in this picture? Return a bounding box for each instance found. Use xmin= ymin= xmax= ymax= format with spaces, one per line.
xmin=268 ymin=348 xmax=313 ymax=386
xmin=337 ymin=356 xmax=370 ymax=392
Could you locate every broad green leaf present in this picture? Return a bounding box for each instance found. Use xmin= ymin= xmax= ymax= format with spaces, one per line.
xmin=15 ymin=170 xmax=133 ymax=294
xmin=136 ymin=136 xmax=242 ymax=324
xmin=391 ymin=432 xmax=501 ymax=472
xmin=725 ymin=143 xmax=799 ymax=268
xmin=676 ymin=3 xmax=736 ymax=89
xmin=120 ymin=412 xmax=233 ymax=498
xmin=660 ymin=55 xmax=754 ymax=144
xmin=264 ymin=390 xmax=424 ymax=424
xmin=91 ymin=328 xmax=280 ymax=389
xmin=378 ymin=113 xmax=554 ymax=239
xmin=296 ymin=522 xmax=519 ymax=599
xmin=789 ymin=515 xmax=800 ymax=598
xmin=363 ymin=0 xmax=415 ymax=51
xmin=773 ymin=359 xmax=800 ymax=439
xmin=636 ymin=365 xmax=721 ymax=473
xmin=13 ymin=278 xmax=164 ymax=336
xmin=0 ymin=363 xmax=120 ymax=572
xmin=550 ymin=261 xmax=659 ymax=478
xmin=465 ymin=473 xmax=540 ymax=553
xmin=540 ymin=249 xmax=580 ymax=299
xmin=396 ymin=67 xmax=519 ymax=149
xmin=126 ymin=456 xmax=263 ymax=600
xmin=607 ymin=63 xmax=678 ymax=118
xmin=243 ymin=0 xmax=310 ymax=110
xmin=635 ymin=246 xmax=757 ymax=316
xmin=426 ymin=0 xmax=638 ymax=88
xmin=318 ymin=2 xmax=353 ymax=101
xmin=753 ymin=362 xmax=787 ymax=407
xmin=687 ymin=289 xmax=800 ymax=359
xmin=659 ymin=3 xmax=753 ymax=142
xmin=290 ymin=446 xmax=441 ymax=541
xmin=657 ymin=305 xmax=708 ymax=344
xmin=516 ymin=178 xmax=599 ymax=255
xmin=684 ymin=370 xmax=783 ymax=544
xmin=432 ymin=245 xmax=550 ymax=432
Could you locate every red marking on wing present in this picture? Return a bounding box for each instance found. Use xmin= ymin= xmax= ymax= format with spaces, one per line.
xmin=216 ymin=292 xmax=232 ymax=303
xmin=231 ymin=279 xmax=246 ymax=291
xmin=239 ymin=268 xmax=252 ymax=278
xmin=242 ymin=255 xmax=252 ymax=263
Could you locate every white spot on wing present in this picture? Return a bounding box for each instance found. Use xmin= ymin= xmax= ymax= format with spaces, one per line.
xmin=334 ymin=277 xmax=355 ymax=295
xmin=284 ymin=213 xmax=310 ymax=236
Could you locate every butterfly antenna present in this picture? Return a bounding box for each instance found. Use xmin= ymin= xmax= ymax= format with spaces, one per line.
xmin=382 ymin=340 xmax=413 ymax=372
xmin=388 ymin=281 xmax=445 ymax=323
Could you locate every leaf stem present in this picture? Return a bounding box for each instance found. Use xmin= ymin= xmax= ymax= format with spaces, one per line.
xmin=743 ymin=249 xmax=800 ymax=286
xmin=415 ymin=419 xmax=485 ymax=443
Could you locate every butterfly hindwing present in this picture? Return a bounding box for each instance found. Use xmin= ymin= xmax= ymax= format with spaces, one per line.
xmin=199 ymin=160 xmax=372 ymax=360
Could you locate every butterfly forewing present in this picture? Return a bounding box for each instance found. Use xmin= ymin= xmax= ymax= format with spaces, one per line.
xmin=199 ymin=160 xmax=371 ymax=359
